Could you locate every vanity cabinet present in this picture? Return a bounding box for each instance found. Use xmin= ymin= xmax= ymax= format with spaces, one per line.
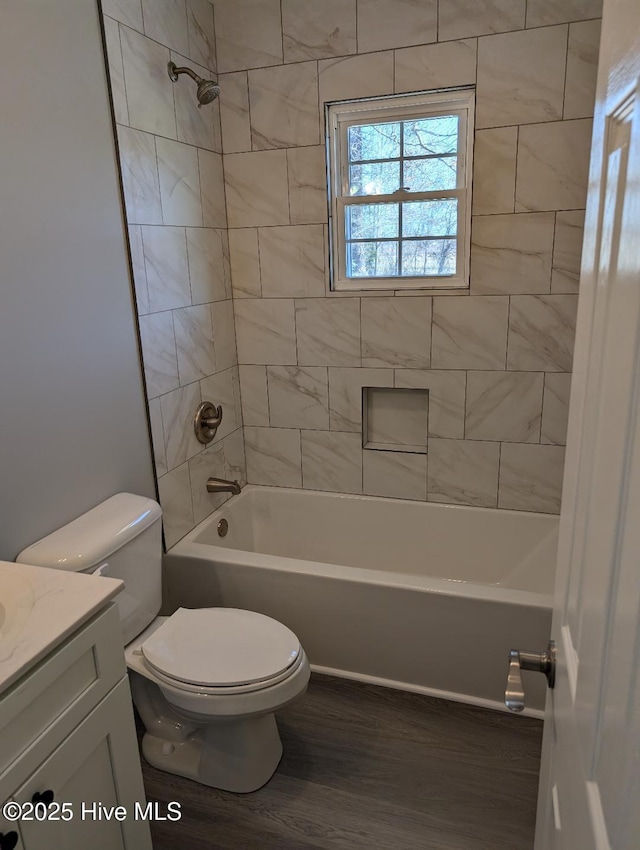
xmin=0 ymin=605 xmax=152 ymax=850
xmin=0 ymin=810 xmax=21 ymax=850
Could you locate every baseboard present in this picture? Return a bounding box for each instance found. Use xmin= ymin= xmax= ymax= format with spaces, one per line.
xmin=310 ymin=664 xmax=545 ymax=720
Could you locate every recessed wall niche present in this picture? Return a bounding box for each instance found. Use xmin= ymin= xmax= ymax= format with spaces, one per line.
xmin=363 ymin=387 xmax=429 ymax=454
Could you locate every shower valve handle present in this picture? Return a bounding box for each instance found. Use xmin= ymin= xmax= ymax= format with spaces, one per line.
xmin=505 ymin=641 xmax=556 ymax=712
xmin=194 ymin=401 xmax=223 ymax=444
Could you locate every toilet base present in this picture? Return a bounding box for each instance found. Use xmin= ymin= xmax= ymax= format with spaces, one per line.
xmin=140 ymin=712 xmax=284 ymax=793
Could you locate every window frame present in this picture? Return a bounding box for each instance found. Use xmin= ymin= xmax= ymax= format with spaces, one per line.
xmin=326 ymin=88 xmax=475 ymax=292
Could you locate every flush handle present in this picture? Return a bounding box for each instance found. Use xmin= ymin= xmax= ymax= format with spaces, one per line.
xmin=194 ymin=401 xmax=223 ymax=444
xmin=505 ymin=641 xmax=556 ymax=713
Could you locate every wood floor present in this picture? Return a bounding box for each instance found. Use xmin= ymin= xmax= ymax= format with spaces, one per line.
xmin=140 ymin=673 xmax=543 ymax=850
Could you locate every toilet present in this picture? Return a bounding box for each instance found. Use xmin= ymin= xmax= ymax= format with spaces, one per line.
xmin=16 ymin=493 xmax=310 ymax=793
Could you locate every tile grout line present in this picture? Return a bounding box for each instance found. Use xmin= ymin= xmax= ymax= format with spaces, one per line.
xmin=496 ymin=439 xmax=502 ymax=508
xmin=513 ymin=124 xmax=520 ymax=213
xmin=539 ymin=371 xmax=548 ymax=444
xmin=561 ymin=22 xmax=571 ymax=120
xmin=505 ymin=295 xmax=512 ymax=372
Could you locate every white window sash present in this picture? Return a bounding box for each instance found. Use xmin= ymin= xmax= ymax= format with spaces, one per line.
xmin=336 ymin=191 xmax=467 ymax=288
xmin=327 ymin=89 xmax=474 ymax=292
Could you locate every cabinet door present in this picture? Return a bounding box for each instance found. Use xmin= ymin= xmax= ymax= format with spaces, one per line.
xmin=0 ymin=806 xmax=23 ymax=850
xmin=15 ymin=679 xmax=152 ymax=850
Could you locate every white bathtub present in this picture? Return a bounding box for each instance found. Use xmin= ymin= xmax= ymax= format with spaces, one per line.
xmin=165 ymin=486 xmax=557 ymax=715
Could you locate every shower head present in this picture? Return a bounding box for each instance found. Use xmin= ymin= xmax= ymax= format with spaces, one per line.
xmin=196 ymin=78 xmax=220 ymax=106
xmin=167 ymin=62 xmax=220 ymax=107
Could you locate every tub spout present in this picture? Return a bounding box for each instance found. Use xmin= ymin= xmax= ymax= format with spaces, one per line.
xmin=206 ymin=477 xmax=241 ymax=496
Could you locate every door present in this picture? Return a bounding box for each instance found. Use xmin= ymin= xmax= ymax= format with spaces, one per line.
xmin=533 ymin=1 xmax=640 ymax=847
xmin=14 ymin=679 xmax=152 ymax=850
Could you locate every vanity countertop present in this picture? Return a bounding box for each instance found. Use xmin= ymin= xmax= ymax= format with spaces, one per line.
xmin=0 ymin=560 xmax=122 ymax=693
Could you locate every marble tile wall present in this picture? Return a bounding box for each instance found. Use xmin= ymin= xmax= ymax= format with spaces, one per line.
xmin=211 ymin=0 xmax=601 ymax=516
xmin=103 ymin=0 xmax=246 ymax=546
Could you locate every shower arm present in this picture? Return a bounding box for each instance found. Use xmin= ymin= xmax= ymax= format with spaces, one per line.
xmin=168 ymin=63 xmax=201 ymax=84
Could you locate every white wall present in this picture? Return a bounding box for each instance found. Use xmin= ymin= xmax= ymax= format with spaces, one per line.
xmin=0 ymin=0 xmax=156 ymax=560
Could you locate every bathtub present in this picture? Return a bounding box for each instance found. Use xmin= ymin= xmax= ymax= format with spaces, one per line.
xmin=164 ymin=485 xmax=557 ymax=715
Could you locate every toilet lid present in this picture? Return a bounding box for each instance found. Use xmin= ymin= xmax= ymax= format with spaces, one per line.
xmin=140 ymin=608 xmax=301 ymax=687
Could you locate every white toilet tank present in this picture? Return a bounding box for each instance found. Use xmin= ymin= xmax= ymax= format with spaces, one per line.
xmin=16 ymin=493 xmax=163 ymax=644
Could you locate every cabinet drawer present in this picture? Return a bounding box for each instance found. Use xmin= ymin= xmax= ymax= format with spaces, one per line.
xmin=0 ymin=604 xmax=124 ymax=799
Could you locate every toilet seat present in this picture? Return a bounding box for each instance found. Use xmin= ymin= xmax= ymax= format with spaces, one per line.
xmin=142 ymin=651 xmax=306 ymax=695
xmin=140 ymin=607 xmax=301 ymax=690
xmin=126 ymin=613 xmax=311 ymax=724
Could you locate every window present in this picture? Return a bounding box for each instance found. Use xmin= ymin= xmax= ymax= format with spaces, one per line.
xmin=326 ymin=89 xmax=474 ymax=291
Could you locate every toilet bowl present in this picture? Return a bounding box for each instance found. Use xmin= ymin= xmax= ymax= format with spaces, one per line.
xmin=125 ymin=608 xmax=310 ymax=792
xmin=16 ymin=493 xmax=309 ymax=793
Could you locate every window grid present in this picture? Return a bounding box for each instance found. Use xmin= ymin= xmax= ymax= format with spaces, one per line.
xmin=398 ymin=123 xmax=404 ymax=277
xmin=327 ymin=90 xmax=474 ymax=292
xmin=345 ymin=119 xmax=459 ymax=278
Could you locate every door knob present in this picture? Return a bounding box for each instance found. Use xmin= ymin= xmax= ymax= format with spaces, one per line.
xmin=505 ymin=641 xmax=556 ymax=712
xmin=0 ymin=832 xmax=19 ymax=850
xmin=31 ymin=790 xmax=54 ymax=806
